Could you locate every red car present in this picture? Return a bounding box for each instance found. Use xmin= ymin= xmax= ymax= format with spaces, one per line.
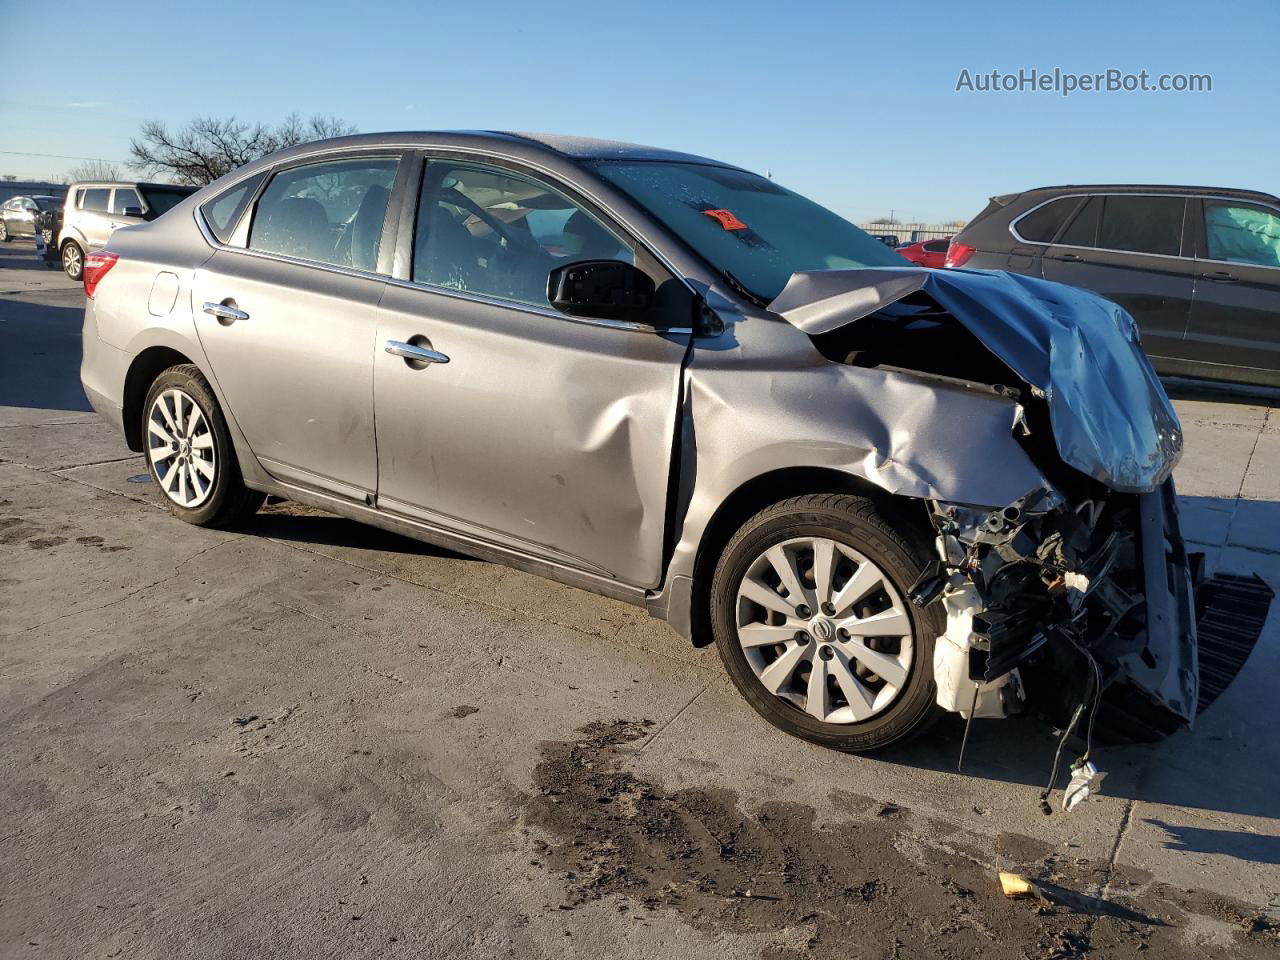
xmin=895 ymin=236 xmax=951 ymax=268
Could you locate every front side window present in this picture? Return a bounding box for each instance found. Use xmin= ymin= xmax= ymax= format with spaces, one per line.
xmin=249 ymin=156 xmax=398 ymax=270
xmin=593 ymin=161 xmax=902 ymax=303
xmin=1203 ymin=201 xmax=1280 ymax=268
xmin=111 ymin=188 xmax=142 ymax=214
xmin=413 ymin=161 xmax=633 ymax=308
xmin=81 ymin=188 xmax=110 ymax=213
xmin=1096 ymin=196 xmax=1184 ymax=256
xmin=922 ymin=239 xmax=949 ymax=252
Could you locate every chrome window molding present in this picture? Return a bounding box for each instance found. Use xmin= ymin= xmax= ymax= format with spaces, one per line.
xmin=1010 ymin=191 xmax=1280 ymax=266
xmin=193 ymin=141 xmax=705 ymax=337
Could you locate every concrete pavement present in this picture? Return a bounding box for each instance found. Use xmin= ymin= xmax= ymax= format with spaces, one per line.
xmin=1 ymin=245 xmax=1277 ymax=958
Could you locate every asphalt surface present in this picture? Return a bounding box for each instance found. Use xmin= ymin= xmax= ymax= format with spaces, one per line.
xmin=1 ymin=244 xmax=1277 ymax=958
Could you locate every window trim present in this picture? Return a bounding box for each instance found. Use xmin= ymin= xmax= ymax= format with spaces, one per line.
xmin=1010 ymin=191 xmax=1197 ymax=260
xmin=1195 ymin=197 xmax=1280 ymax=272
xmin=191 ymin=141 xmax=698 ymax=334
xmin=109 ymin=187 xmax=144 ymax=216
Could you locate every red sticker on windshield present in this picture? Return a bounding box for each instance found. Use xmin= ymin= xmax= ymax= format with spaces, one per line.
xmin=702 ymin=208 xmax=747 ymax=231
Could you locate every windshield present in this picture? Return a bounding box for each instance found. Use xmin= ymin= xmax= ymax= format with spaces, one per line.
xmin=592 ymin=161 xmax=906 ymax=303
xmin=138 ymin=185 xmax=196 ymax=216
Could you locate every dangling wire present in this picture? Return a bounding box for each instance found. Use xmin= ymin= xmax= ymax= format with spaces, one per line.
xmin=1039 ymin=702 xmax=1084 ymax=815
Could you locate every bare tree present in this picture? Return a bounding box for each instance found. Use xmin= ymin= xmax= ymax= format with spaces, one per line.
xmin=129 ymin=114 xmax=358 ymax=186
xmin=68 ymin=159 xmax=122 ymax=182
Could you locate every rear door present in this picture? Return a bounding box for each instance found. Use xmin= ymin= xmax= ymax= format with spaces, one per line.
xmin=373 ymin=155 xmax=691 ymax=587
xmin=108 ymin=187 xmax=147 ymax=234
xmin=1040 ymin=194 xmax=1196 ymax=364
xmin=191 ymin=152 xmax=401 ymax=501
xmin=1184 ymin=198 xmax=1280 ymax=384
xmin=77 ymin=187 xmax=113 ymax=249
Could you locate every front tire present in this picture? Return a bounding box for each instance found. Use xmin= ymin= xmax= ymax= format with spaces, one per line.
xmin=142 ymin=365 xmax=263 ymax=527
xmin=62 ymin=241 xmax=84 ymax=280
xmin=0 ymin=220 xmax=10 ymax=242
xmin=711 ymin=493 xmax=943 ymax=752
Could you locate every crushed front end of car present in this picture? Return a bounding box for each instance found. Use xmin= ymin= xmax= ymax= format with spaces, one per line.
xmin=769 ymin=266 xmax=1273 ymax=745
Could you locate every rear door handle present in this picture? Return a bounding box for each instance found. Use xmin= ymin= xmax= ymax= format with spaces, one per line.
xmin=385 ymin=340 xmax=449 ymax=365
xmin=1057 ymin=253 xmax=1085 ymax=263
xmin=1200 ymin=271 xmax=1238 ymax=283
xmin=202 ymin=301 xmax=250 ymax=323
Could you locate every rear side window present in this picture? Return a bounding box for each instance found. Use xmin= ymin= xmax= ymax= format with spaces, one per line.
xmin=1015 ymin=197 xmax=1078 ymax=243
xmin=81 ymin=188 xmax=110 ymax=212
xmin=249 ymin=156 xmax=398 ymax=270
xmin=922 ymin=239 xmax=949 ymax=252
xmin=111 ymin=188 xmax=142 ymax=214
xmin=1203 ymin=201 xmax=1280 ymax=268
xmin=1057 ymin=196 xmax=1101 ymax=247
xmin=1096 ymin=196 xmax=1184 ymax=256
xmin=201 ymin=174 xmax=264 ymax=244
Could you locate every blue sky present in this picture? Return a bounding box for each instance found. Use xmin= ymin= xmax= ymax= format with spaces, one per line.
xmin=2 ymin=0 xmax=1275 ymax=222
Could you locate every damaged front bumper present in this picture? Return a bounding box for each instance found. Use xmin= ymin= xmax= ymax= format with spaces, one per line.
xmin=917 ymin=479 xmax=1247 ymax=743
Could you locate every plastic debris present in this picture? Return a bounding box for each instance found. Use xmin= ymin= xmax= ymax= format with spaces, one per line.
xmin=999 ymin=872 xmax=1037 ymax=898
xmin=1062 ymin=759 xmax=1102 ymax=813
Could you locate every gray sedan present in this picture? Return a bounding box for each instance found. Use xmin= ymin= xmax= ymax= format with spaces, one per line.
xmin=79 ymin=131 xmax=1235 ymax=755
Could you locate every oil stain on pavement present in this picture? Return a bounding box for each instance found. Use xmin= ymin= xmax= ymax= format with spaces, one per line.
xmin=525 ymin=720 xmax=1278 ymax=959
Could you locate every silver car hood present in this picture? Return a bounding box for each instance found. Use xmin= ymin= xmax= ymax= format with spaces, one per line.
xmin=769 ymin=267 xmax=1183 ymax=493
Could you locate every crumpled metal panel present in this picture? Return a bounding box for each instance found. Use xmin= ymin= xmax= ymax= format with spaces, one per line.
xmin=770 ymin=267 xmax=1183 ymax=493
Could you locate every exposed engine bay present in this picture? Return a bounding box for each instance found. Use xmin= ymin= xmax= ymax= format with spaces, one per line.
xmin=767 ymin=266 xmax=1272 ymax=788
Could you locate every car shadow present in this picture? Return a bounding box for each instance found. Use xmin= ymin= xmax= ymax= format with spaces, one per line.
xmin=0 ymin=299 xmax=92 ymax=412
xmin=250 ymin=508 xmax=467 ymax=562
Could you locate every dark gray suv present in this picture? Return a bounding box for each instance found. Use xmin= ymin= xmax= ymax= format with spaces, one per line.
xmin=947 ymin=185 xmax=1280 ymax=388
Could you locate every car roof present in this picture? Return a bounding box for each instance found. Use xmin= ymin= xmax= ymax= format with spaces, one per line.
xmin=246 ymin=130 xmax=744 ymax=172
xmin=1012 ymin=183 xmax=1279 ymax=205
xmin=66 ymin=181 xmax=195 ymax=190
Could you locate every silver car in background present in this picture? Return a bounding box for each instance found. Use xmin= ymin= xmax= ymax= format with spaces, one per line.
xmin=58 ymin=181 xmax=195 ymax=280
xmin=80 ymin=132 xmax=1256 ymax=755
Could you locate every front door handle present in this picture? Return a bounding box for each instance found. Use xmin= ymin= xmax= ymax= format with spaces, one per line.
xmin=385 ymin=339 xmax=449 ymax=366
xmin=202 ymin=301 xmax=250 ymax=323
xmin=1057 ymin=253 xmax=1085 ymax=263
xmin=1200 ymin=271 xmax=1238 ymax=283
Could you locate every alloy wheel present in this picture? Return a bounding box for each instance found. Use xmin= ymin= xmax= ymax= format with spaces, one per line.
xmin=0 ymin=221 xmax=8 ymax=241
xmin=63 ymin=244 xmax=82 ymax=278
xmin=147 ymin=388 xmax=216 ymax=508
xmin=735 ymin=536 xmax=915 ymax=724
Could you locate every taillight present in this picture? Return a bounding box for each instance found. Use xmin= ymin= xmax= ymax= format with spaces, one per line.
xmin=944 ymin=242 xmax=976 ymax=268
xmin=82 ymin=251 xmax=119 ymax=299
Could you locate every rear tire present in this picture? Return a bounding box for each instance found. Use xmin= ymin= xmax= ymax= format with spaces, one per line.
xmin=142 ymin=365 xmax=264 ymax=528
xmin=62 ymin=240 xmax=84 ymax=280
xmin=711 ymin=493 xmax=944 ymax=752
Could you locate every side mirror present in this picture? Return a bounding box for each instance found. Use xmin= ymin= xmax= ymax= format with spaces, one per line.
xmin=547 ymin=259 xmax=656 ymax=324
xmin=123 ymin=206 xmax=144 ymax=218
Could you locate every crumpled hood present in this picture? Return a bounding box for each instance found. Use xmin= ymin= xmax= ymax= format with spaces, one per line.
xmin=769 ymin=267 xmax=1182 ymax=493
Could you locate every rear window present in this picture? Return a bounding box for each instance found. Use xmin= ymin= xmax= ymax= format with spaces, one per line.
xmin=139 ymin=185 xmax=196 ymax=216
xmin=1015 ymin=197 xmax=1079 ymax=243
xmin=111 ymin=189 xmax=142 ymax=214
xmin=1097 ymin=196 xmax=1184 ymax=256
xmin=81 ymin=188 xmax=110 ymax=212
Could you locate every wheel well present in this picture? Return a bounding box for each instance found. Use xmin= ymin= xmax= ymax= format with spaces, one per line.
xmin=121 ymin=347 xmax=194 ymax=451
xmin=59 ymin=236 xmax=82 ymax=251
xmin=685 ymin=467 xmax=932 ymax=647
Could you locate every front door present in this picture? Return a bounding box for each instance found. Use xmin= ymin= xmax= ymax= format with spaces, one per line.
xmin=374 ymin=157 xmax=690 ymax=587
xmin=1040 ymin=194 xmax=1197 ymax=365
xmin=1185 ymin=198 xmax=1280 ymax=384
xmin=192 ymin=153 xmax=400 ymax=500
